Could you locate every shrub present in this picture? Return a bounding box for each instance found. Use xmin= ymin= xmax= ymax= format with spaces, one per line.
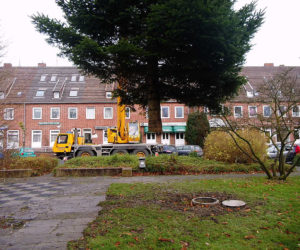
xmin=10 ymin=156 xmax=58 ymax=175
xmin=59 ymin=154 xmax=139 ymax=169
xmin=185 ymin=112 xmax=210 ymax=147
xmin=204 ymin=129 xmax=268 ymax=164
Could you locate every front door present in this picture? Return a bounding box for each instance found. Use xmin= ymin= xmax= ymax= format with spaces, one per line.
xmin=161 ymin=133 xmax=170 ymax=145
xmin=175 ymin=133 xmax=185 ymax=146
xmin=32 ymin=130 xmax=42 ymax=148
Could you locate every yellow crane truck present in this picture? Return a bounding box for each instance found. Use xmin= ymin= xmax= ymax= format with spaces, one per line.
xmin=53 ymin=97 xmax=161 ymax=159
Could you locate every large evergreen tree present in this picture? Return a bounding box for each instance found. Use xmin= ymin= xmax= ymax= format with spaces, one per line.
xmin=32 ymin=0 xmax=264 ymax=133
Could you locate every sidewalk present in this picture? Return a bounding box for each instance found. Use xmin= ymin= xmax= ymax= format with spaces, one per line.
xmin=1 ymin=170 xmax=299 ymax=249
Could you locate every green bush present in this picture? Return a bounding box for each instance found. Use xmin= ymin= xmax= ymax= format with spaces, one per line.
xmin=204 ymin=129 xmax=268 ymax=164
xmin=59 ymin=154 xmax=139 ymax=169
xmin=10 ymin=156 xmax=58 ymax=175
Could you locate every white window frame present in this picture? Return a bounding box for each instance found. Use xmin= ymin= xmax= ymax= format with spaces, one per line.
xmin=36 ymin=90 xmax=45 ymax=97
xmin=83 ymin=128 xmax=92 ymax=143
xmin=265 ymin=128 xmax=273 ymax=144
xmin=69 ymin=89 xmax=78 ymax=97
xmin=53 ymin=91 xmax=60 ymax=99
xmin=103 ymin=130 xmax=108 ymax=144
xmin=292 ymin=105 xmax=300 ymax=117
xmin=234 ymin=106 xmax=243 ymax=118
xmin=50 ymin=107 xmax=60 ymax=120
xmin=79 ymin=75 xmax=85 ymax=82
xmin=86 ymin=107 xmax=95 ymax=119
xmin=125 ymin=107 xmax=130 ymax=119
xmin=71 ymin=75 xmax=77 ymax=82
xmin=68 ymin=107 xmax=78 ymax=119
xmin=175 ymin=106 xmax=184 ymax=118
xmin=50 ymin=130 xmax=60 ymax=147
xmin=32 ymin=107 xmax=42 ymax=120
xmin=104 ymin=107 xmax=113 ymax=119
xmin=161 ymin=106 xmax=170 ymax=118
xmin=40 ymin=74 xmax=47 ymax=82
xmin=50 ymin=75 xmax=57 ymax=82
xmin=4 ymin=108 xmax=14 ymax=120
xmin=106 ymin=92 xmax=112 ymax=99
xmin=263 ymin=105 xmax=271 ymax=117
xmin=146 ymin=133 xmax=156 ymax=144
xmin=278 ymin=105 xmax=287 ymax=117
xmin=248 ymin=106 xmax=257 ymax=118
xmin=7 ymin=130 xmax=19 ymax=149
xmin=31 ymin=130 xmax=42 ymax=148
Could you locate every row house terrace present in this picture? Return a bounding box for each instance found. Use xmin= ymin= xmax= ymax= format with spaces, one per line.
xmin=0 ymin=63 xmax=299 ymax=152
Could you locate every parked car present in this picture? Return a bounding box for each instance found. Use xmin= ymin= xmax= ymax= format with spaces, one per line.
xmin=11 ymin=148 xmax=36 ymax=158
xmin=176 ymin=145 xmax=203 ymax=156
xmin=285 ymin=145 xmax=300 ymax=164
xmin=267 ymin=144 xmax=292 ymax=159
xmin=161 ymin=145 xmax=178 ymax=155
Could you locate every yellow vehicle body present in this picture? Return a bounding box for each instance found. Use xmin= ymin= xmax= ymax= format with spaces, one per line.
xmin=107 ymin=96 xmax=140 ymax=143
xmin=53 ymin=132 xmax=85 ymax=154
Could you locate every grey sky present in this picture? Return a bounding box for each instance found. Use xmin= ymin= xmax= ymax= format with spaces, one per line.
xmin=1 ymin=0 xmax=300 ymax=67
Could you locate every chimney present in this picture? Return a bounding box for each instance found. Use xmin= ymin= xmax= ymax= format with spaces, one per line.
xmin=264 ymin=63 xmax=274 ymax=67
xmin=3 ymin=63 xmax=12 ymax=69
xmin=38 ymin=63 xmax=46 ymax=68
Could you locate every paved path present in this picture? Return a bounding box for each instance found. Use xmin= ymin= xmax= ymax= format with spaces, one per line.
xmin=0 ymin=171 xmax=299 ymax=249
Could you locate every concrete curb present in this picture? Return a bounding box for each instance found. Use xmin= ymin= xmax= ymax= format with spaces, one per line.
xmin=55 ymin=167 xmax=132 ymax=177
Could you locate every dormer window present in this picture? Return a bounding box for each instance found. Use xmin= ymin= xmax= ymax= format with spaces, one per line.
xmin=71 ymin=75 xmax=77 ymax=82
xmin=53 ymin=91 xmax=60 ymax=99
xmin=40 ymin=74 xmax=47 ymax=81
xmin=17 ymin=92 xmax=22 ymax=97
xmin=106 ymin=92 xmax=112 ymax=99
xmin=0 ymin=92 xmax=4 ymax=99
xmin=50 ymin=75 xmax=57 ymax=82
xmin=69 ymin=89 xmax=78 ymax=97
xmin=246 ymin=91 xmax=253 ymax=98
xmin=36 ymin=90 xmax=45 ymax=97
xmin=79 ymin=75 xmax=85 ymax=82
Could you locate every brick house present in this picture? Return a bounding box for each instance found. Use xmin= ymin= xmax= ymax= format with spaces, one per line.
xmin=0 ymin=63 xmax=299 ymax=152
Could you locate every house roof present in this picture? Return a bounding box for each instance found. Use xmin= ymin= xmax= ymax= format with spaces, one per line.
xmin=0 ymin=63 xmax=299 ymax=104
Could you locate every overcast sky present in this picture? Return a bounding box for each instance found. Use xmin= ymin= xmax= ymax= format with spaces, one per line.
xmin=1 ymin=0 xmax=300 ymax=67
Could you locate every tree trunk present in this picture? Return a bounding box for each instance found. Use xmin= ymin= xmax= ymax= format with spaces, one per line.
xmin=147 ymin=79 xmax=162 ymax=134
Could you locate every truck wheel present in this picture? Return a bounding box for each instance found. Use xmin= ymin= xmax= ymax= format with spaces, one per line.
xmin=77 ymin=150 xmax=94 ymax=157
xmin=132 ymin=149 xmax=149 ymax=157
xmin=112 ymin=149 xmax=128 ymax=155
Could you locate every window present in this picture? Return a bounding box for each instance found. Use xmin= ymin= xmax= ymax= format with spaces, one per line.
xmin=86 ymin=107 xmax=95 ymax=119
xmin=83 ymin=128 xmax=92 ymax=143
xmin=17 ymin=92 xmax=22 ymax=97
xmin=32 ymin=108 xmax=42 ymax=119
xmin=71 ymin=75 xmax=77 ymax=82
xmin=36 ymin=90 xmax=45 ymax=97
xmin=248 ymin=106 xmax=257 ymax=117
xmin=175 ymin=106 xmax=184 ymax=118
xmin=125 ymin=107 xmax=130 ymax=119
xmin=263 ymin=106 xmax=271 ymax=117
xmin=0 ymin=92 xmax=5 ymax=99
xmin=246 ymin=91 xmax=254 ymax=98
xmin=278 ymin=106 xmax=287 ymax=117
xmin=104 ymin=107 xmax=113 ymax=119
xmin=50 ymin=75 xmax=57 ymax=82
xmin=292 ymin=106 xmax=300 ymax=117
xmin=68 ymin=107 xmax=78 ymax=119
xmin=69 ymin=89 xmax=78 ymax=97
xmin=40 ymin=74 xmax=47 ymax=81
xmin=7 ymin=130 xmax=19 ymax=149
xmin=203 ymin=107 xmax=209 ymax=114
xmin=4 ymin=108 xmax=14 ymax=120
xmin=32 ymin=130 xmax=42 ymax=148
xmin=50 ymin=130 xmax=60 ymax=147
xmin=161 ymin=106 xmax=170 ymax=118
xmin=50 ymin=107 xmax=60 ymax=119
xmin=53 ymin=91 xmax=60 ymax=99
xmin=79 ymin=75 xmax=85 ymax=82
xmin=106 ymin=92 xmax=112 ymax=99
xmin=234 ymin=106 xmax=243 ymax=118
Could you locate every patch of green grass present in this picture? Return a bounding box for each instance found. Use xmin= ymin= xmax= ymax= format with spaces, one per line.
xmin=56 ymin=154 xmax=265 ymax=175
xmin=68 ymin=176 xmax=300 ymax=249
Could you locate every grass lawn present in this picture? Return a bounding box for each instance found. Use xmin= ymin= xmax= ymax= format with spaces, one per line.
xmin=68 ymin=176 xmax=300 ymax=249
